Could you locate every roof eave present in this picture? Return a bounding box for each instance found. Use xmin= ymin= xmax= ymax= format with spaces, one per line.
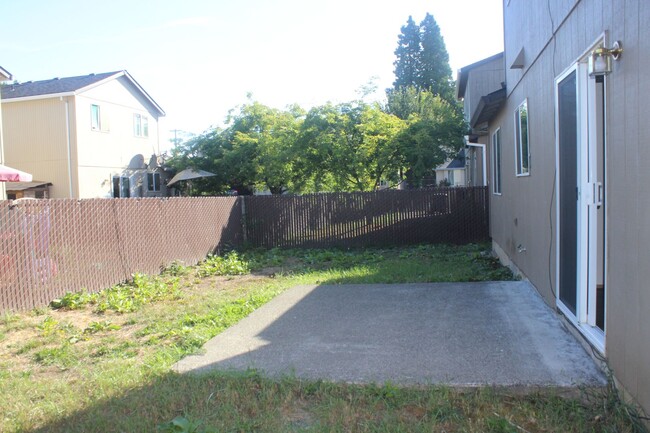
xmin=0 ymin=66 xmax=12 ymax=81
xmin=2 ymin=91 xmax=76 ymax=103
xmin=123 ymin=70 xmax=165 ymax=117
xmin=456 ymin=52 xmax=504 ymax=100
xmin=74 ymin=70 xmax=165 ymax=117
xmin=470 ymin=87 xmax=507 ymax=130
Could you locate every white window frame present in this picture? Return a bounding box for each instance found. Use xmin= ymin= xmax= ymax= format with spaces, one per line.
xmin=91 ymin=104 xmax=101 ymax=131
xmin=147 ymin=172 xmax=161 ymax=192
xmin=492 ymin=128 xmax=502 ymax=195
xmin=112 ymin=175 xmax=131 ymax=198
xmin=134 ymin=113 xmax=149 ymax=137
xmin=514 ymin=99 xmax=530 ymax=176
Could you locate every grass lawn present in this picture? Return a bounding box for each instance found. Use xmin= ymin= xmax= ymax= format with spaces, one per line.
xmin=0 ymin=243 xmax=646 ymax=432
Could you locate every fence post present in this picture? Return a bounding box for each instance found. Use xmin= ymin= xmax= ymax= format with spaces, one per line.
xmin=241 ymin=197 xmax=247 ymax=245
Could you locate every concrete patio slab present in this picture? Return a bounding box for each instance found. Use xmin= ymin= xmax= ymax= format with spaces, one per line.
xmin=174 ymin=281 xmax=606 ymax=388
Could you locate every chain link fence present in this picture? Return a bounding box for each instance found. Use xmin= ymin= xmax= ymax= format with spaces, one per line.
xmin=0 ymin=197 xmax=242 ymax=312
xmin=0 ymin=187 xmax=488 ymax=312
xmin=244 ymin=187 xmax=489 ymax=248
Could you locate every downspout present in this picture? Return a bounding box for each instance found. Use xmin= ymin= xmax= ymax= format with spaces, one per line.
xmin=0 ymin=94 xmax=6 ymax=200
xmin=465 ymin=142 xmax=487 ymax=186
xmin=156 ymin=116 xmax=160 ymax=155
xmin=63 ymin=97 xmax=74 ymax=198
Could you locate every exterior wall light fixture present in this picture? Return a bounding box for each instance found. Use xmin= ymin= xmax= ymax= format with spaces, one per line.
xmin=588 ymin=41 xmax=623 ymax=77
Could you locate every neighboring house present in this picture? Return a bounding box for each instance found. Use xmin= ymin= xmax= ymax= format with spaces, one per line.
xmin=434 ymin=149 xmax=466 ymax=187
xmin=456 ymin=52 xmax=505 ymax=187
xmin=0 ymin=70 xmax=167 ymax=198
xmin=460 ymin=0 xmax=650 ymax=417
xmin=0 ymin=66 xmax=13 ymax=199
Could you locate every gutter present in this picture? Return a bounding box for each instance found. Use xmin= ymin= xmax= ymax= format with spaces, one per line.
xmin=63 ymin=96 xmax=74 ymax=198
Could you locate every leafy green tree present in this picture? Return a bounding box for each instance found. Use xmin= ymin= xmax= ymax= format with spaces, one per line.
xmin=395 ymin=92 xmax=467 ymax=186
xmin=167 ymin=129 xmax=231 ymax=195
xmin=220 ymin=101 xmax=303 ymax=194
xmin=387 ymin=14 xmax=466 ymax=187
xmin=294 ymin=102 xmax=406 ymax=192
xmin=169 ymin=102 xmax=303 ymax=195
xmin=386 ymin=85 xmax=426 ymax=120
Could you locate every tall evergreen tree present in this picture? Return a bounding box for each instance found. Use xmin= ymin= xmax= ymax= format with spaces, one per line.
xmin=418 ymin=13 xmax=454 ymax=100
xmin=390 ymin=13 xmax=455 ymax=102
xmin=392 ymin=16 xmax=421 ymax=89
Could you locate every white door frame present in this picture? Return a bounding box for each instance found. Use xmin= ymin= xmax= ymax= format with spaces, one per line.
xmin=554 ymin=40 xmax=607 ymax=353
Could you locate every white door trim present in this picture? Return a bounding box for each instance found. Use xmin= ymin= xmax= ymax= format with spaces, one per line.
xmin=554 ymin=38 xmax=607 ymax=354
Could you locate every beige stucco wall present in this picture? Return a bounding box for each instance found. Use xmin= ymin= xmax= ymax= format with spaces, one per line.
xmin=494 ymin=0 xmax=650 ymax=416
xmin=2 ymin=97 xmax=76 ymax=198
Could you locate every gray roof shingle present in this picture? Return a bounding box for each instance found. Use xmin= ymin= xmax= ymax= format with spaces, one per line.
xmin=1 ymin=71 xmax=120 ymax=99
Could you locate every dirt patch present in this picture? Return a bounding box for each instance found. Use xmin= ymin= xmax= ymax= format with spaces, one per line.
xmin=0 ymin=270 xmax=279 ymax=376
xmin=283 ymin=401 xmax=314 ymax=429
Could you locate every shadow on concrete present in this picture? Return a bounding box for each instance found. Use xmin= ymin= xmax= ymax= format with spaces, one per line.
xmin=27 ymin=281 xmax=608 ymax=432
xmin=174 ymin=281 xmax=606 ymax=388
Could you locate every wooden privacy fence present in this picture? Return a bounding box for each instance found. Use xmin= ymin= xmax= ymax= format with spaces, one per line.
xmin=244 ymin=187 xmax=489 ymax=248
xmin=0 ymin=187 xmax=488 ymax=312
xmin=0 ymin=197 xmax=242 ymax=312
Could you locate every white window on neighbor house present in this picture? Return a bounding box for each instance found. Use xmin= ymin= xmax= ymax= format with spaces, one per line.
xmin=90 ymin=104 xmax=110 ymax=132
xmin=448 ymin=170 xmax=455 ymax=185
xmin=492 ymin=128 xmax=502 ymax=194
xmin=147 ymin=172 xmax=161 ymax=192
xmin=515 ymin=99 xmax=530 ymax=176
xmin=91 ymin=104 xmax=101 ymax=131
xmin=134 ymin=114 xmax=149 ymax=137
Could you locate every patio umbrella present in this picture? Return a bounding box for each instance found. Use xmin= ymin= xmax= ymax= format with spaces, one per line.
xmin=167 ymin=168 xmax=216 ymax=186
xmin=0 ymin=164 xmax=32 ymax=182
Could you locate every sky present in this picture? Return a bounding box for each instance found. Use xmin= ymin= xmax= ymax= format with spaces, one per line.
xmin=1 ymin=0 xmax=503 ymax=150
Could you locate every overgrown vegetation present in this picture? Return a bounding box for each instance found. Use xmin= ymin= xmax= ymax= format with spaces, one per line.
xmin=0 ymin=244 xmax=645 ymax=432
xmin=168 ymin=14 xmax=466 ymax=195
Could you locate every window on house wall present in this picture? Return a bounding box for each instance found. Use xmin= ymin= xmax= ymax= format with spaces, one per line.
xmin=91 ymin=104 xmax=101 ymax=131
xmin=134 ymin=114 xmax=149 ymax=137
xmin=448 ymin=171 xmax=455 ymax=185
xmin=515 ymin=99 xmax=530 ymax=176
xmin=112 ymin=176 xmax=131 ymax=198
xmin=121 ymin=177 xmax=130 ymax=198
xmin=147 ymin=172 xmax=161 ymax=192
xmin=492 ymin=128 xmax=502 ymax=194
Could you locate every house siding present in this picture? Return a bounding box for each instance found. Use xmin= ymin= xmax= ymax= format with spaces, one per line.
xmin=464 ymin=56 xmax=505 ymax=128
xmin=0 ymin=73 xmax=8 ymax=199
xmin=75 ymin=78 xmax=161 ymax=198
xmin=2 ymin=74 xmax=163 ymax=199
xmin=2 ymin=97 xmax=76 ymax=198
xmin=496 ymin=0 xmax=650 ymax=416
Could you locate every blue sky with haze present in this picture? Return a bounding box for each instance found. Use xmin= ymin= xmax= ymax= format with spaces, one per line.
xmin=1 ymin=0 xmax=503 ymax=148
